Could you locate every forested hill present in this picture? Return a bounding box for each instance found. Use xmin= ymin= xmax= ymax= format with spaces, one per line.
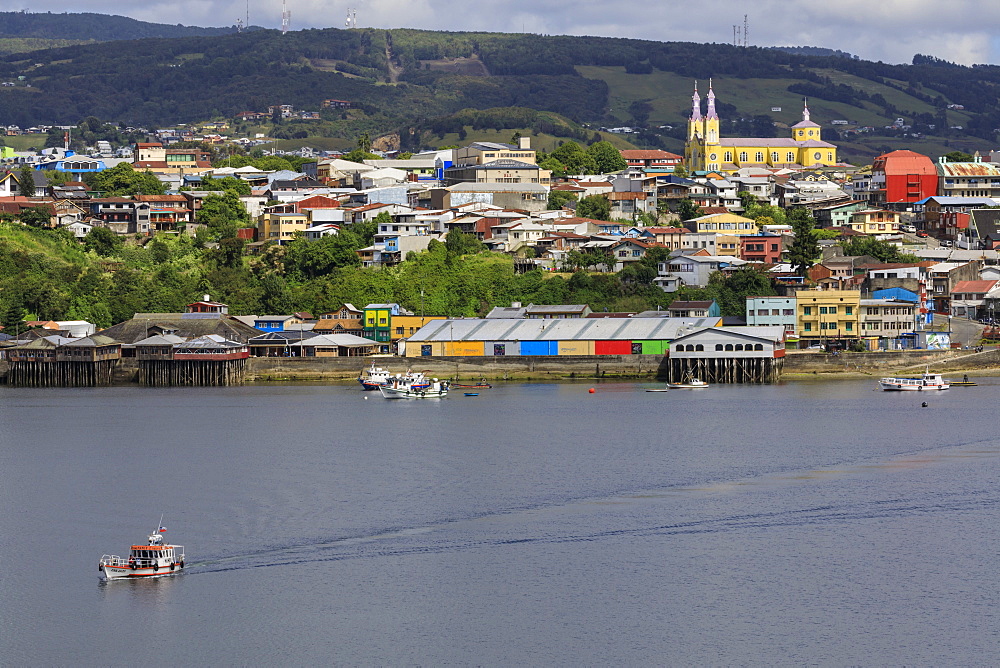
xmin=2 ymin=26 xmax=1000 ymax=158
xmin=0 ymin=12 xmax=239 ymax=40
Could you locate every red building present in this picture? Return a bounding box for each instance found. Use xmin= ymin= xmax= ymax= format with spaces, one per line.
xmin=739 ymin=234 xmax=783 ymax=264
xmin=871 ymin=150 xmax=937 ymax=204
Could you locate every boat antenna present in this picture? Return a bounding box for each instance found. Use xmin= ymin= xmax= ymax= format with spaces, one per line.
xmin=157 ymin=512 xmax=163 ymax=533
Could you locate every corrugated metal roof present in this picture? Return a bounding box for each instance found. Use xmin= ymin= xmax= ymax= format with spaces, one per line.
xmin=937 ymin=162 xmax=1000 ymax=177
xmin=670 ymin=326 xmax=785 ymax=342
xmin=408 ymin=318 xmax=720 ymax=342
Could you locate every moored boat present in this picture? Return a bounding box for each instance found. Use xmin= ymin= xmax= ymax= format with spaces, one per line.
xmin=667 ymin=378 xmax=710 ymax=389
xmin=99 ymin=525 xmax=185 ymax=579
xmin=358 ymin=363 xmax=424 ymax=390
xmin=878 ymin=372 xmax=950 ymax=391
xmin=379 ymin=375 xmax=449 ymax=399
xmin=452 ymin=382 xmax=493 ymax=389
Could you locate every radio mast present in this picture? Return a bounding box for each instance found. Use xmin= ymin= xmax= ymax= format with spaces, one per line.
xmin=281 ymin=0 xmax=291 ymax=34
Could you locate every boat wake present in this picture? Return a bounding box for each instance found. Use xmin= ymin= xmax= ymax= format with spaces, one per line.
xmin=187 ymin=438 xmax=1000 ymax=576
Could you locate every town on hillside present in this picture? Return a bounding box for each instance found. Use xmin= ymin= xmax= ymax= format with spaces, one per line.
xmin=2 ymin=85 xmax=1000 ymax=385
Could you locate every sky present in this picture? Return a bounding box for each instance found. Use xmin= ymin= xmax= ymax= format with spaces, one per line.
xmin=5 ymin=0 xmax=1000 ymax=66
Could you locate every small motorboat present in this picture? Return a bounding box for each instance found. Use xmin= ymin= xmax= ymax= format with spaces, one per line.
xmin=453 ymin=382 xmax=493 ymax=389
xmin=464 ymin=392 xmax=479 ymax=397
xmin=99 ymin=524 xmax=185 ymax=579
xmin=645 ymin=387 xmax=670 ymax=392
xmin=878 ymin=371 xmax=949 ymax=391
xmin=667 ymin=378 xmax=710 ymax=389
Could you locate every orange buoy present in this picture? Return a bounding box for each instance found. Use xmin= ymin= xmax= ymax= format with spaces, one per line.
xmin=588 ymin=388 xmax=596 ymax=393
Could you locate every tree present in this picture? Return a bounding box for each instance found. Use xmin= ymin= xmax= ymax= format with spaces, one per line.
xmin=18 ymin=206 xmax=52 ymax=228
xmin=18 ymin=165 xmax=35 ymax=197
xmin=445 ymin=229 xmax=486 ymax=256
xmin=587 ymin=141 xmax=627 ymax=174
xmin=672 ymin=164 xmax=688 ymax=178
xmin=787 ymin=207 xmax=820 ymax=277
xmin=342 ymin=148 xmax=380 ymax=163
xmin=943 ymin=150 xmax=973 ymax=162
xmin=87 ymin=163 xmax=166 ymax=196
xmin=577 ymin=194 xmax=612 ymax=221
xmin=628 ymin=100 xmax=653 ymax=126
xmin=547 ymin=190 xmax=578 ymax=210
xmin=839 ymin=236 xmax=919 ymax=262
xmin=196 ymin=192 xmax=250 ymax=238
xmin=83 ymin=226 xmax=122 ymax=256
xmin=551 ymin=141 xmax=597 ymax=175
xmin=1 ymin=298 xmax=25 ymax=333
xmin=678 ymin=198 xmax=702 ymax=221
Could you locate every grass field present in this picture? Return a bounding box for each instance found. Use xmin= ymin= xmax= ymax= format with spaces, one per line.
xmin=421 ymin=126 xmax=635 ymax=153
xmin=2 ymin=134 xmax=47 ymax=151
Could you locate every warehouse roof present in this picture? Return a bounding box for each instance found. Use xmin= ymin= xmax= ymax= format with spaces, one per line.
xmin=408 ymin=317 xmax=720 ymax=342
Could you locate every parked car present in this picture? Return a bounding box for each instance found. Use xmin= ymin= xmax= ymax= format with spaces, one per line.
xmin=941 ymin=239 xmax=953 ymax=247
xmin=916 ymin=230 xmax=929 ymax=238
xmin=901 ymin=224 xmax=916 ymax=233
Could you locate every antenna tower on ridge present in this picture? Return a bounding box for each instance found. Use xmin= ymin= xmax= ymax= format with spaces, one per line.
xmin=743 ymin=14 xmax=749 ymax=47
xmin=345 ymin=8 xmax=357 ymax=28
xmin=281 ymin=0 xmax=291 ymax=34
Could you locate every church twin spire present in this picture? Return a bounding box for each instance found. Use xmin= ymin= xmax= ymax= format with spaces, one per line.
xmin=690 ymin=79 xmax=719 ymax=121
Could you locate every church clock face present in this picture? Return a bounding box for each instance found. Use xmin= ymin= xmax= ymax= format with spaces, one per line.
xmin=709 ymin=153 xmax=717 ymax=161
xmin=813 ymin=152 xmax=822 ymax=160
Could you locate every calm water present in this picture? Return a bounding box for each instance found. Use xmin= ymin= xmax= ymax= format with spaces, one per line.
xmin=2 ymin=378 xmax=1000 ymax=664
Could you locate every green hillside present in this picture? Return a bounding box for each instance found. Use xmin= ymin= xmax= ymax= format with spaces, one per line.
xmin=1 ymin=27 xmax=999 ymax=159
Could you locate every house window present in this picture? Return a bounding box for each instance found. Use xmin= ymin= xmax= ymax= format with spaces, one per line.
xmin=755 ymin=152 xmax=764 ymax=162
xmin=804 ymin=306 xmax=812 ymax=316
xmin=725 ymin=152 xmax=733 ymax=162
xmin=829 ymin=306 xmax=837 ymax=314
xmin=783 ymin=309 xmax=793 ymax=316
xmin=846 ymin=322 xmax=853 ymax=331
xmin=819 ymin=307 xmax=828 ymax=314
xmin=771 ymin=152 xmax=779 ymax=162
xmin=787 ymin=152 xmax=795 ymax=162
xmin=739 ymin=152 xmax=748 ymax=162
xmin=804 ymin=322 xmax=812 ymax=331
xmin=845 ymin=306 xmax=853 ymax=315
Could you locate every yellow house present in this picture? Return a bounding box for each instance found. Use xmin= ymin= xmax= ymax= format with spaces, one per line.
xmin=685 ymin=81 xmax=838 ymax=173
xmin=848 ymin=209 xmax=900 ymax=235
xmin=392 ymin=315 xmax=446 ymax=340
xmin=796 ymin=290 xmax=861 ymax=343
xmin=715 ymin=233 xmax=741 ymax=257
xmin=258 ymin=212 xmax=308 ymax=245
xmin=686 ymin=212 xmax=758 ymax=235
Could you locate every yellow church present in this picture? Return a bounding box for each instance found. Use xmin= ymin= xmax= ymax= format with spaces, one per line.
xmin=684 ymin=81 xmax=838 ymax=173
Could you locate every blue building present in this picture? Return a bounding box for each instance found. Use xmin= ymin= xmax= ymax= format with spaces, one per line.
xmin=745 ymin=296 xmax=797 ymax=336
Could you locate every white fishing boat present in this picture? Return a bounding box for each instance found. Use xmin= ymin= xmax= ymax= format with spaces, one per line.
xmin=379 ymin=374 xmax=449 ymax=399
xmin=878 ymin=371 xmax=950 ymax=391
xmin=667 ymin=378 xmax=710 ymax=389
xmin=358 ymin=363 xmax=425 ymax=390
xmin=99 ymin=524 xmax=185 ymax=579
